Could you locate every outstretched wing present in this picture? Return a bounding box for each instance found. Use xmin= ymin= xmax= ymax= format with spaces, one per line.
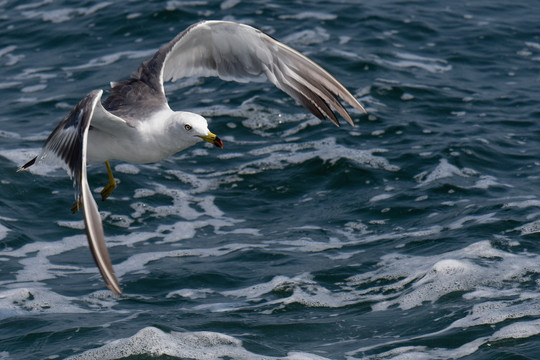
xmin=106 ymin=20 xmax=365 ymax=126
xmin=19 ymin=90 xmax=122 ymax=295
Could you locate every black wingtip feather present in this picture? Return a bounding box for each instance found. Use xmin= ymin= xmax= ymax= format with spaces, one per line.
xmin=18 ymin=156 xmax=37 ymax=172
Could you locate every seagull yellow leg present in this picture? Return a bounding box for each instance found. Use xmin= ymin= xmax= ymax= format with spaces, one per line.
xmin=100 ymin=161 xmax=117 ymax=201
xmin=71 ymin=162 xmax=116 ymax=212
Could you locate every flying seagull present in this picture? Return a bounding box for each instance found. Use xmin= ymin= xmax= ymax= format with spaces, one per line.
xmin=19 ymin=20 xmax=366 ymax=295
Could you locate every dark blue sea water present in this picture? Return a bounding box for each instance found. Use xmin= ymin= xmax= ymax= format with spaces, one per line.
xmin=1 ymin=0 xmax=540 ymax=359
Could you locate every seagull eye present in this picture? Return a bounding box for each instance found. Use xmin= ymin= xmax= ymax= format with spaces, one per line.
xmin=184 ymin=124 xmax=192 ymax=131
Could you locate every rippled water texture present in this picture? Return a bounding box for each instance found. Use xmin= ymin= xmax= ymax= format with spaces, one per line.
xmin=1 ymin=1 xmax=540 ymax=359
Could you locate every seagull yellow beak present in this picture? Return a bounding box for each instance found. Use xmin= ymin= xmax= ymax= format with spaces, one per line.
xmin=198 ymin=131 xmax=223 ymax=149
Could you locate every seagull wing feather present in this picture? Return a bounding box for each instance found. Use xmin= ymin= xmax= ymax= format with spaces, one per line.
xmin=139 ymin=20 xmax=365 ymax=126
xmin=21 ymin=90 xmax=122 ymax=295
xmin=79 ymin=91 xmax=122 ymax=295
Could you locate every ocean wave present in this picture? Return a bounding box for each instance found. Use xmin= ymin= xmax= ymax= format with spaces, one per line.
xmin=66 ymin=326 xmax=331 ymax=360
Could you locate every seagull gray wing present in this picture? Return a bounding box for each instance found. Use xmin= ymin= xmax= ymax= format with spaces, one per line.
xmin=107 ymin=20 xmax=365 ymax=126
xmin=20 ymin=90 xmax=122 ymax=295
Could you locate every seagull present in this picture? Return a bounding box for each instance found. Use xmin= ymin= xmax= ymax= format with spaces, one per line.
xmin=19 ymin=20 xmax=366 ymax=295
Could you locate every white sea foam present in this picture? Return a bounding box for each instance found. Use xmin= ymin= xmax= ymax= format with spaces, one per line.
xmin=415 ymin=158 xmax=470 ymax=185
xmin=446 ymin=212 xmax=499 ymax=230
xmin=503 ymin=198 xmax=540 ymax=209
xmin=370 ymin=52 xmax=452 ymax=73
xmin=1 ymin=205 xmax=259 ymax=286
xmin=352 ymin=317 xmax=540 ymax=359
xmin=281 ymin=118 xmax=322 ymax=138
xmin=0 ymin=223 xmax=9 ymax=240
xmin=1 ymin=147 xmax=68 ymax=176
xmin=130 ymin=183 xmax=226 ymax=220
xmin=0 ymin=45 xmax=16 ymax=58
xmin=279 ymin=12 xmax=338 ymax=21
xmin=220 ymin=0 xmax=240 ymax=10
xmin=221 ymin=273 xmax=357 ymax=311
xmin=165 ymin=1 xmax=209 ymax=11
xmin=369 ymin=193 xmax=394 ymax=202
xmin=15 ymin=67 xmax=56 ymax=81
xmin=414 ymin=158 xmax=506 ymax=190
xmin=282 ymin=27 xmax=331 ymax=46
xmin=515 ymin=219 xmax=540 ymax=235
xmin=21 ymin=2 xmax=112 ymax=23
xmin=0 ymin=287 xmax=90 ymax=319
xmin=21 ymin=84 xmax=47 ymax=93
xmin=270 ymin=237 xmax=344 ymax=253
xmin=67 ymin=326 xmax=331 ymax=360
xmin=345 ymin=240 xmax=540 ymax=358
xmin=491 ymin=319 xmax=540 ymax=340
xmin=0 ymin=81 xmax=21 ymax=89
xmin=114 ymin=163 xmax=140 ymax=174
xmin=2 ymin=234 xmax=88 ymax=283
xmin=348 ymin=241 xmax=533 ymax=311
xmin=166 ymin=288 xmax=214 ymax=299
xmin=244 ymin=137 xmax=400 ymax=174
xmin=57 ymin=220 xmax=86 ymax=230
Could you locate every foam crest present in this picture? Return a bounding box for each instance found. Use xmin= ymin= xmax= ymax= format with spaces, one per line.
xmin=165 ymin=168 xmax=221 ymax=194
xmin=281 ymin=27 xmax=331 ymax=46
xmin=348 ymin=240 xmax=539 ymax=312
xmin=222 ymin=273 xmax=356 ymax=310
xmin=243 ymin=137 xmax=399 ymax=174
xmin=351 ymin=319 xmax=540 ymax=359
xmin=0 ymin=45 xmax=23 ymax=66
xmin=0 ymin=45 xmax=16 ymax=58
xmin=415 ymin=158 xmax=505 ymax=189
xmin=166 ymin=288 xmax=213 ymax=299
xmin=279 ymin=12 xmax=338 ymax=21
xmin=446 ymin=296 xmax=540 ymax=331
xmin=370 ymin=52 xmax=452 ymax=73
xmin=515 ymin=219 xmax=540 ymax=235
xmin=415 ymin=158 xmax=474 ymax=185
xmin=491 ymin=319 xmax=540 ymax=340
xmin=503 ymin=198 xmax=540 ymax=209
xmin=0 ymin=287 xmax=89 ymax=319
xmin=67 ymin=326 xmax=331 ymax=360
xmin=270 ymin=236 xmax=345 ymax=253
xmin=131 ymin=183 xmax=226 ymax=220
xmin=0 ymin=223 xmax=9 ymax=241
xmin=349 ymin=258 xmax=540 ymax=358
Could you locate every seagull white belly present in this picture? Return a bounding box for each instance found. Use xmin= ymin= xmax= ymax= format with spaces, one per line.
xmin=86 ymin=128 xmax=174 ymax=164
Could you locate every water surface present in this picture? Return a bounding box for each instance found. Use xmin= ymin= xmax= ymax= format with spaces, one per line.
xmin=1 ymin=0 xmax=540 ymax=359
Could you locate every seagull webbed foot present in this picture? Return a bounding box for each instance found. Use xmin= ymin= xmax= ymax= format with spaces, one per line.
xmin=71 ymin=198 xmax=83 ymax=213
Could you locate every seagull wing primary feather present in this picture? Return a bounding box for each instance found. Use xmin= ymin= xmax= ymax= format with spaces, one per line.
xmin=20 ymin=21 xmax=366 ymax=294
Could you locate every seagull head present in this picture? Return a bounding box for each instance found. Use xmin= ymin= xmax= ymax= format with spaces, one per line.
xmin=173 ymin=111 xmax=223 ymax=149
